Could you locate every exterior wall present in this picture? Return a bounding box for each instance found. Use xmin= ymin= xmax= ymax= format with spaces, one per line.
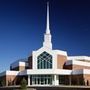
xmin=33 ymin=47 xmax=57 ymax=70
xmin=19 ymin=66 xmax=25 ymax=71
xmin=64 ymin=64 xmax=90 ymax=70
xmin=57 ymin=55 xmax=67 ymax=69
xmin=15 ymin=76 xmax=28 ymax=85
xmin=28 ymin=56 xmax=32 ymax=69
xmin=71 ymin=74 xmax=84 ymax=85
xmin=4 ymin=75 xmax=27 ymax=86
xmin=59 ymin=75 xmax=71 ymax=85
xmin=6 ymin=75 xmax=17 ymax=86
xmin=84 ymin=74 xmax=90 ymax=86
xmin=0 ymin=75 xmax=17 ymax=86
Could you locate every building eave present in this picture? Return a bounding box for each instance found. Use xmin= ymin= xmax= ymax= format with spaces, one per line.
xmin=0 ymin=70 xmax=20 ymax=77
xmin=19 ymin=69 xmax=72 ymax=75
xmin=65 ymin=60 xmax=90 ymax=67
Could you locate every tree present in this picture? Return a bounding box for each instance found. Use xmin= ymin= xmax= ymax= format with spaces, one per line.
xmin=20 ymin=78 xmax=27 ymax=90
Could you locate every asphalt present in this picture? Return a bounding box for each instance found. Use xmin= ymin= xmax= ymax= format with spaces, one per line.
xmin=1 ymin=86 xmax=90 ymax=90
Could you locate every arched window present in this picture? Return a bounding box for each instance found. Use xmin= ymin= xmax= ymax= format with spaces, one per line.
xmin=37 ymin=51 xmax=52 ymax=69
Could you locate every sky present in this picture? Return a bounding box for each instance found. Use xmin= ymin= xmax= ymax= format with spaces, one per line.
xmin=0 ymin=0 xmax=90 ymax=72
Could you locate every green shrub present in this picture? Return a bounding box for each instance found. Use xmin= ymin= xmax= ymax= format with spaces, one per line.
xmin=1 ymin=79 xmax=5 ymax=86
xmin=20 ymin=78 xmax=27 ymax=90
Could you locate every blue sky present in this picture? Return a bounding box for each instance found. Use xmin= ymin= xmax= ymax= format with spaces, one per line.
xmin=0 ymin=0 xmax=90 ymax=72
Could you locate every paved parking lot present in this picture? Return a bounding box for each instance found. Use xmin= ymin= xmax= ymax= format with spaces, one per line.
xmin=1 ymin=86 xmax=90 ymax=90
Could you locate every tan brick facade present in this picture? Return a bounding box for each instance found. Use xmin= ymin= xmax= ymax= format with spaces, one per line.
xmin=84 ymin=74 xmax=90 ymax=86
xmin=57 ymin=55 xmax=67 ymax=69
xmin=64 ymin=64 xmax=90 ymax=70
xmin=19 ymin=66 xmax=25 ymax=71
xmin=71 ymin=75 xmax=84 ymax=85
xmin=2 ymin=75 xmax=27 ymax=86
xmin=0 ymin=75 xmax=17 ymax=86
xmin=6 ymin=75 xmax=17 ymax=86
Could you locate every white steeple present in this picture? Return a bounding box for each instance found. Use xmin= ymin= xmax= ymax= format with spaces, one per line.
xmin=46 ymin=2 xmax=50 ymax=34
xmin=43 ymin=2 xmax=52 ymax=49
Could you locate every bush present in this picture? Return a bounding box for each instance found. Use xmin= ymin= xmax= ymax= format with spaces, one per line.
xmin=0 ymin=79 xmax=5 ymax=86
xmin=20 ymin=78 xmax=27 ymax=90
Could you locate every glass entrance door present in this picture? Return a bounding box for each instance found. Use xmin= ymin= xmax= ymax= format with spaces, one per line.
xmin=31 ymin=75 xmax=52 ymax=85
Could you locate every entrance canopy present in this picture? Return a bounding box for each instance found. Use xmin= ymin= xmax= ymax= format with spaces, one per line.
xmin=19 ymin=69 xmax=72 ymax=76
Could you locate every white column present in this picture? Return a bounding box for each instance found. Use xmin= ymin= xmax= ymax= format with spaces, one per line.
xmin=54 ymin=75 xmax=59 ymax=85
xmin=28 ymin=75 xmax=30 ymax=86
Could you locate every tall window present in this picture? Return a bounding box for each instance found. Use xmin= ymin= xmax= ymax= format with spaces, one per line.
xmin=37 ymin=51 xmax=52 ymax=69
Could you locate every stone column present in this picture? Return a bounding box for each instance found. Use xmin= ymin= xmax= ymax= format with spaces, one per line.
xmin=28 ymin=75 xmax=30 ymax=86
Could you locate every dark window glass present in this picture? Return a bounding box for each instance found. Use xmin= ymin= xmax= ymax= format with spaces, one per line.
xmin=37 ymin=51 xmax=52 ymax=69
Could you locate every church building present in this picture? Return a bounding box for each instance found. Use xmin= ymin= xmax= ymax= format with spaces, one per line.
xmin=0 ymin=2 xmax=90 ymax=86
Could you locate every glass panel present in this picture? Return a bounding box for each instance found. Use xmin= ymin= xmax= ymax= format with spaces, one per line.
xmin=37 ymin=51 xmax=52 ymax=69
xmin=31 ymin=75 xmax=53 ymax=85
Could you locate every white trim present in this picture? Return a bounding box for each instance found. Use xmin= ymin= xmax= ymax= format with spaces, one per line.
xmin=54 ymin=50 xmax=67 ymax=56
xmin=43 ymin=2 xmax=52 ymax=49
xmin=83 ymin=69 xmax=90 ymax=74
xmin=68 ymin=56 xmax=90 ymax=61
xmin=19 ymin=69 xmax=72 ymax=75
xmin=32 ymin=47 xmax=57 ymax=70
xmin=72 ymin=69 xmax=83 ymax=75
xmin=20 ymin=62 xmax=25 ymax=66
xmin=65 ymin=60 xmax=90 ymax=67
xmin=72 ymin=69 xmax=90 ymax=75
xmin=6 ymin=71 xmax=19 ymax=75
xmin=54 ymin=75 xmax=59 ymax=85
xmin=2 ymin=69 xmax=90 ymax=76
xmin=28 ymin=75 xmax=30 ymax=86
xmin=0 ymin=70 xmax=20 ymax=76
xmin=32 ymin=46 xmax=67 ymax=70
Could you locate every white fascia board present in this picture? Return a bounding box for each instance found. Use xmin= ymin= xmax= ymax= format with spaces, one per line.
xmin=20 ymin=69 xmax=72 ymax=75
xmin=19 ymin=62 xmax=25 ymax=66
xmin=53 ymin=50 xmax=67 ymax=56
xmin=33 ymin=47 xmax=53 ymax=56
xmin=34 ymin=47 xmax=67 ymax=56
xmin=6 ymin=71 xmax=20 ymax=75
xmin=65 ymin=60 xmax=90 ymax=67
xmin=18 ymin=69 xmax=53 ymax=75
xmin=32 ymin=47 xmax=57 ymax=70
xmin=68 ymin=56 xmax=90 ymax=61
xmin=0 ymin=70 xmax=20 ymax=76
xmin=17 ymin=69 xmax=90 ymax=76
xmin=72 ymin=69 xmax=90 ymax=75
xmin=83 ymin=69 xmax=90 ymax=74
xmin=65 ymin=60 xmax=72 ymax=65
xmin=26 ymin=69 xmax=54 ymax=75
xmin=55 ymin=69 xmax=72 ymax=75
xmin=19 ymin=70 xmax=27 ymax=76
xmin=72 ymin=69 xmax=83 ymax=75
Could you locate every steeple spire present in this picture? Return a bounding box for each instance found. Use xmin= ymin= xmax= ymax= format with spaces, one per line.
xmin=43 ymin=2 xmax=52 ymax=49
xmin=46 ymin=2 xmax=50 ymax=34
